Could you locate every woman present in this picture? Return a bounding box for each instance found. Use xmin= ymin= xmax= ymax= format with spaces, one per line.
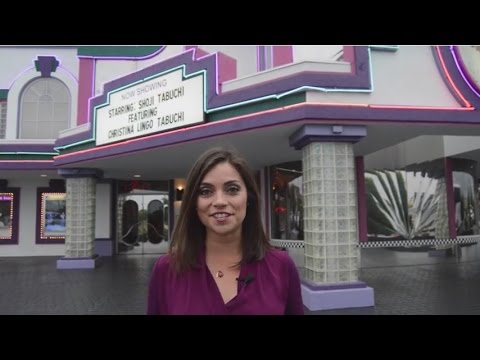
xmin=147 ymin=147 xmax=304 ymax=315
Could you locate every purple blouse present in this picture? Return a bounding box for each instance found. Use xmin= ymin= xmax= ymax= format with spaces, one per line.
xmin=147 ymin=249 xmax=304 ymax=315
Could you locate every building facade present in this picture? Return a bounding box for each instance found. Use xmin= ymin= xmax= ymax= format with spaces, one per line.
xmin=1 ymin=45 xmax=480 ymax=310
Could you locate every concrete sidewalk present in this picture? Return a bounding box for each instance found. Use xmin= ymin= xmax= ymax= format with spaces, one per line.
xmin=1 ymin=244 xmax=480 ymax=315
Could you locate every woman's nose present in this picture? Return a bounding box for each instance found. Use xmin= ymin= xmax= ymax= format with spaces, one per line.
xmin=212 ymin=191 xmax=227 ymax=207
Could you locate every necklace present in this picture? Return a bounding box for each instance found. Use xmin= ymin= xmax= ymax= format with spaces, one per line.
xmin=215 ymin=270 xmax=224 ymax=278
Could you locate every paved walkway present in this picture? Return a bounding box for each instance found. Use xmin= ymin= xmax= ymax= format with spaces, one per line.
xmin=1 ymin=244 xmax=480 ymax=315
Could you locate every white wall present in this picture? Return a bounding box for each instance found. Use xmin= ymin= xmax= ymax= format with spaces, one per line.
xmin=292 ymin=45 xmax=344 ymax=62
xmin=444 ymin=136 xmax=480 ymax=157
xmin=199 ymin=46 xmax=257 ymax=79
xmin=1 ymin=47 xmax=79 ymax=139
xmin=364 ymin=136 xmax=446 ymax=171
xmin=0 ymin=47 xmax=78 ymax=88
xmin=1 ymin=178 xmax=65 ymax=256
xmin=95 ymin=46 xmax=185 ymax=96
xmin=307 ymin=46 xmax=461 ymax=107
xmin=95 ymin=183 xmax=111 ymax=239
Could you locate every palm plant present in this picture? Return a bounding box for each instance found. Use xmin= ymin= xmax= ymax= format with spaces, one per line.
xmin=366 ymin=169 xmax=441 ymax=240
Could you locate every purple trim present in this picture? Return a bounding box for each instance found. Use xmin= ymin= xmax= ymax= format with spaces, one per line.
xmin=55 ymin=46 xmax=372 ymax=149
xmin=257 ymin=46 xmax=266 ymax=71
xmin=0 ymin=187 xmax=20 ymax=245
xmin=444 ymin=158 xmax=457 ymax=239
xmin=0 ymin=162 xmax=56 ymax=170
xmin=34 ymin=56 xmax=59 ymax=77
xmin=0 ymin=144 xmax=56 ymax=152
xmin=57 ymin=168 xmax=103 ymax=178
xmin=56 ymin=255 xmax=100 ymax=269
xmin=434 ymin=46 xmax=480 ymax=109
xmin=95 ymin=239 xmax=113 ymax=256
xmin=301 ymin=283 xmax=375 ymax=311
xmin=289 ymin=124 xmax=367 ymax=150
xmin=355 ymin=156 xmax=368 ymax=242
xmin=217 ymin=52 xmax=237 ymax=84
xmin=35 ymin=187 xmax=65 ymax=244
xmin=55 ymin=131 xmax=91 ymax=149
xmin=77 ymin=58 xmax=95 ymax=125
xmin=451 ymin=46 xmax=480 ymax=98
xmin=302 ymin=279 xmax=368 ymax=291
xmin=55 ymin=103 xmax=480 ymax=167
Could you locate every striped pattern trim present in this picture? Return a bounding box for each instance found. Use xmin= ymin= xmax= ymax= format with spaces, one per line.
xmin=271 ymin=240 xmax=305 ymax=249
xmin=271 ymin=235 xmax=480 ymax=249
xmin=358 ymin=235 xmax=480 ymax=248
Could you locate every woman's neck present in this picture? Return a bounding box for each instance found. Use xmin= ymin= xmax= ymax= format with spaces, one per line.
xmin=205 ymin=234 xmax=242 ymax=258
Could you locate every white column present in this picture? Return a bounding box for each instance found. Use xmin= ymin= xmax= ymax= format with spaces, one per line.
xmin=65 ymin=177 xmax=96 ymax=258
xmin=302 ymin=142 xmax=359 ymax=284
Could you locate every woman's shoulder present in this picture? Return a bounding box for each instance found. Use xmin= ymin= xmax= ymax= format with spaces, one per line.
xmin=152 ymin=254 xmax=172 ymax=273
xmin=263 ymin=248 xmax=297 ymax=269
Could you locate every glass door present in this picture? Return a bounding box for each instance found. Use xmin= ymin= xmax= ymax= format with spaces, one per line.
xmin=117 ymin=190 xmax=169 ymax=255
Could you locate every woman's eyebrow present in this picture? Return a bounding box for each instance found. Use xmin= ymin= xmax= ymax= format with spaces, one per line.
xmin=200 ymin=180 xmax=241 ymax=186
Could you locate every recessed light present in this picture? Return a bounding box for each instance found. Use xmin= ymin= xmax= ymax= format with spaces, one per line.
xmin=133 ymin=175 xmax=141 ymax=178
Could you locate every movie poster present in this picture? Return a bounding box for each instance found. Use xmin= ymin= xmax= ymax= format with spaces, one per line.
xmin=0 ymin=193 xmax=13 ymax=239
xmin=42 ymin=193 xmax=66 ymax=238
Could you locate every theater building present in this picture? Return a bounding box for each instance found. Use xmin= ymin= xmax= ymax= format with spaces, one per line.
xmin=1 ymin=45 xmax=480 ymax=310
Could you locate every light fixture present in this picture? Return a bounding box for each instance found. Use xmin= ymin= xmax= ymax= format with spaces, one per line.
xmin=133 ymin=174 xmax=141 ymax=178
xmin=176 ymin=186 xmax=184 ymax=201
xmin=40 ymin=174 xmax=48 ymax=177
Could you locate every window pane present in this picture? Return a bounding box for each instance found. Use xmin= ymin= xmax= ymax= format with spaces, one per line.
xmin=20 ymin=78 xmax=70 ymax=139
xmin=270 ymin=161 xmax=304 ymax=240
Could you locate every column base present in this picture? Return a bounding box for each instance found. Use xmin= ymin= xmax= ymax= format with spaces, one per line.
xmin=56 ymin=254 xmax=101 ymax=269
xmin=428 ymin=248 xmax=453 ymax=257
xmin=301 ymin=280 xmax=375 ymax=311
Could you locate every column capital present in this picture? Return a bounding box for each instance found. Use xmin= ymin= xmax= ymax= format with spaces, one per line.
xmin=289 ymin=124 xmax=367 ymax=150
xmin=57 ymin=168 xmax=103 ymax=179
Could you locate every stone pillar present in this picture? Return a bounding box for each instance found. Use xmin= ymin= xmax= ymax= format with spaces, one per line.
xmin=56 ymin=168 xmax=103 ymax=269
xmin=289 ymin=124 xmax=374 ymax=311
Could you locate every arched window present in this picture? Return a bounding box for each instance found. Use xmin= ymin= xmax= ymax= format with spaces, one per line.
xmin=19 ymin=78 xmax=70 ymax=139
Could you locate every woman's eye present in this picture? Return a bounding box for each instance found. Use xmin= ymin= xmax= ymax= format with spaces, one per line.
xmin=199 ymin=188 xmax=211 ymax=196
xmin=226 ymin=186 xmax=240 ymax=194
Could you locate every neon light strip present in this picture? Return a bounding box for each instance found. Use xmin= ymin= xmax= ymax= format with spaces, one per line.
xmin=78 ymin=46 xmax=166 ymax=60
xmin=369 ymin=104 xmax=472 ymax=111
xmin=54 ymin=100 xmax=471 ymax=161
xmin=40 ymin=192 xmax=66 ymax=240
xmin=187 ymin=48 xmax=219 ymax=95
xmin=369 ymin=45 xmax=399 ymax=51
xmin=7 ymin=66 xmax=34 ymax=89
xmin=32 ymin=54 xmax=78 ymax=84
xmin=205 ymin=47 xmax=376 ymax=113
xmin=55 ymin=46 xmax=469 ymax=154
xmin=435 ymin=46 xmax=471 ymax=108
xmin=450 ymin=46 xmax=480 ymax=98
xmin=58 ymin=65 xmax=79 ymax=83
xmin=62 ymin=45 xmax=372 ymax=151
xmin=0 ymin=152 xmax=57 ymax=155
xmin=56 ymin=63 xmax=208 ymax=151
xmin=0 ymin=160 xmax=54 ymax=163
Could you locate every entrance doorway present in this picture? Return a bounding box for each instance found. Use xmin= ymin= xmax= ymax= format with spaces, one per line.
xmin=117 ymin=189 xmax=169 ymax=255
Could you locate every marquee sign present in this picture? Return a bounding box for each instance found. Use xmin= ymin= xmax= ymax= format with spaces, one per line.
xmin=95 ymin=68 xmax=204 ymax=146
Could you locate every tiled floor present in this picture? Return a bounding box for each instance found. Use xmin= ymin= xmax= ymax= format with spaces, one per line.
xmin=1 ymin=244 xmax=480 ymax=315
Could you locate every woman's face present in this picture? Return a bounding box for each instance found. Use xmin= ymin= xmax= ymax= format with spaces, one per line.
xmin=196 ymin=162 xmax=248 ymax=239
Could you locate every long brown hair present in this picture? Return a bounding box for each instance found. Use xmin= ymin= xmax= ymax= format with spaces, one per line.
xmin=169 ymin=147 xmax=271 ymax=273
